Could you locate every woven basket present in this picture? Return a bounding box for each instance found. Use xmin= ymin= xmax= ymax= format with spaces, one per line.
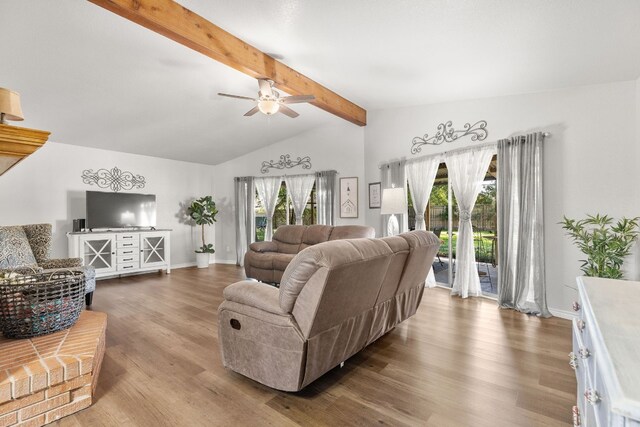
xmin=0 ymin=269 xmax=86 ymax=339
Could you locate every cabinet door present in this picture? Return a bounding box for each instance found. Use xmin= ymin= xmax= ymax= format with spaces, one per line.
xmin=80 ymin=235 xmax=116 ymax=273
xmin=140 ymin=233 xmax=167 ymax=268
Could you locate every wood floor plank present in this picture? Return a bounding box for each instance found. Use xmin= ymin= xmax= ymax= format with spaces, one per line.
xmin=53 ymin=265 xmax=575 ymax=426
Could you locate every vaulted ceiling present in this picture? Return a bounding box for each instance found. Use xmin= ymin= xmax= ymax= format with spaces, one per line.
xmin=2 ymin=0 xmax=639 ymax=165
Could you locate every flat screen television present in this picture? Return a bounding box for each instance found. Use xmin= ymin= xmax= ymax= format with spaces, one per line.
xmin=86 ymin=191 xmax=157 ymax=230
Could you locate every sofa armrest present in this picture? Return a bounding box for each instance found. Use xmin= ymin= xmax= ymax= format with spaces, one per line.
xmin=40 ymin=258 xmax=83 ymax=269
xmin=223 ymin=280 xmax=286 ymax=315
xmin=249 ymin=241 xmax=278 ymax=253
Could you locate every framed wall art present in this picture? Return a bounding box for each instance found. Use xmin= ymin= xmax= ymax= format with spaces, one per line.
xmin=339 ymin=177 xmax=358 ymax=218
xmin=368 ymin=182 xmax=381 ymax=209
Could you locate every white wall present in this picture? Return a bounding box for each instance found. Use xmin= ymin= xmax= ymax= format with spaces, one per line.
xmin=0 ymin=142 xmax=215 ymax=267
xmin=364 ymin=80 xmax=639 ymax=314
xmin=213 ymin=122 xmax=366 ymax=263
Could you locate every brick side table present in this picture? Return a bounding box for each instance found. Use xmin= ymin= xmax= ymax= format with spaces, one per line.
xmin=0 ymin=311 xmax=107 ymax=426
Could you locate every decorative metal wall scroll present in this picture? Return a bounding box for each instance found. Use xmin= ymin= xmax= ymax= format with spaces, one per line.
xmin=260 ymin=154 xmax=312 ymax=174
xmin=81 ymin=166 xmax=146 ymax=192
xmin=410 ymin=120 xmax=488 ymax=154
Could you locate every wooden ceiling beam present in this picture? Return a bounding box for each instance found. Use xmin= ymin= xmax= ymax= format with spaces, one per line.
xmin=88 ymin=0 xmax=367 ymax=126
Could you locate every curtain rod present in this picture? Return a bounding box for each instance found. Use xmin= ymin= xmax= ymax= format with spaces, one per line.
xmin=378 ymin=132 xmax=551 ymax=169
xmin=236 ymin=169 xmax=338 ymax=180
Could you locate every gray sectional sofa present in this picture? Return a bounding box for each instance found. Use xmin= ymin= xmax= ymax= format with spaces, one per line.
xmin=219 ymin=230 xmax=440 ymax=391
xmin=244 ymin=224 xmax=375 ymax=283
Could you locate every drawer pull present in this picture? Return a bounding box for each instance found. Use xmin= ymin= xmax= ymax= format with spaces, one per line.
xmin=577 ymin=319 xmax=585 ymax=332
xmin=123 ymin=243 xmax=133 ymax=247
xmin=122 ymin=266 xmax=133 ymax=269
xmin=568 ymin=352 xmax=578 ymax=370
xmin=123 ymin=236 xmax=133 ymax=239
xmin=584 ymin=389 xmax=600 ymax=405
xmin=123 ymin=258 xmax=133 ymax=262
xmin=123 ymin=250 xmax=133 ymax=254
xmin=572 ymin=301 xmax=581 ymax=312
xmin=572 ymin=406 xmax=581 ymax=427
xmin=579 ymin=347 xmax=590 ymax=359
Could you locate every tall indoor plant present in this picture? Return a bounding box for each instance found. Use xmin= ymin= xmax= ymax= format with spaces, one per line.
xmin=560 ymin=214 xmax=639 ymax=279
xmin=188 ymin=196 xmax=218 ymax=268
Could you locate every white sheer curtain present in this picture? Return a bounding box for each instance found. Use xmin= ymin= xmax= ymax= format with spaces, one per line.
xmin=381 ymin=161 xmax=407 ymax=237
xmin=446 ymin=147 xmax=494 ymax=298
xmin=315 ymin=171 xmax=336 ymax=225
xmin=497 ymin=133 xmax=550 ymax=317
xmin=255 ymin=176 xmax=282 ymax=241
xmin=285 ymin=174 xmax=316 ymax=225
xmin=234 ymin=176 xmax=255 ymax=266
xmin=406 ymin=157 xmax=440 ymax=287
xmin=406 ymin=157 xmax=440 ymax=230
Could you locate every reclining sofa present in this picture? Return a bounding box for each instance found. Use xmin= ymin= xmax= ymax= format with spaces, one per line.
xmin=244 ymin=224 xmax=375 ymax=283
xmin=219 ymin=230 xmax=440 ymax=391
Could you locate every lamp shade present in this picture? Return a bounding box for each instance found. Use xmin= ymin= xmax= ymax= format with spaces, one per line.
xmin=0 ymin=88 xmax=24 ymax=121
xmin=380 ymin=187 xmax=407 ymax=215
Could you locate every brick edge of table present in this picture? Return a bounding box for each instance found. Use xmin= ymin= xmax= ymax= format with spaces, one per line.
xmin=0 ymin=311 xmax=107 ymax=426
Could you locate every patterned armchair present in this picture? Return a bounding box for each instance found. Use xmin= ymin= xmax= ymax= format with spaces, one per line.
xmin=0 ymin=224 xmax=96 ymax=306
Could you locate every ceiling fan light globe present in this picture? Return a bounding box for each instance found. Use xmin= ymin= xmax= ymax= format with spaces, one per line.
xmin=258 ymin=99 xmax=280 ymax=115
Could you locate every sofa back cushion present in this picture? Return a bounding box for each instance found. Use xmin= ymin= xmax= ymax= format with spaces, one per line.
xmin=0 ymin=226 xmax=38 ymax=270
xmin=273 ymin=225 xmax=306 ymax=254
xmin=328 ymin=225 xmax=375 ymax=241
xmin=299 ymin=225 xmax=333 ymax=250
xmin=397 ymin=230 xmax=441 ymax=294
xmin=280 ymin=238 xmax=394 ymax=336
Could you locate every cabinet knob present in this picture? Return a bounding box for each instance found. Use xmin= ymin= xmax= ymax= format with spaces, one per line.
xmin=568 ymin=352 xmax=578 ymax=370
xmin=577 ymin=319 xmax=585 ymax=332
xmin=584 ymin=389 xmax=600 ymax=405
xmin=572 ymin=301 xmax=581 ymax=312
xmin=572 ymin=406 xmax=581 ymax=427
xmin=579 ymin=347 xmax=590 ymax=359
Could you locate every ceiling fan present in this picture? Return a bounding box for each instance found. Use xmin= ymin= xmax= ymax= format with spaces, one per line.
xmin=218 ymin=79 xmax=315 ymax=118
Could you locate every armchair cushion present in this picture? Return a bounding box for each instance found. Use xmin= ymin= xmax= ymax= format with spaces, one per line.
xmin=21 ymin=224 xmax=52 ymax=265
xmin=40 ymin=257 xmax=83 ymax=270
xmin=249 ymin=241 xmax=278 ymax=253
xmin=0 ymin=226 xmax=38 ymax=270
xmin=223 ymin=280 xmax=286 ymax=315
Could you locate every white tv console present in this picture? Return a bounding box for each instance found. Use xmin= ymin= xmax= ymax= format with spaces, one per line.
xmin=68 ymin=229 xmax=171 ymax=278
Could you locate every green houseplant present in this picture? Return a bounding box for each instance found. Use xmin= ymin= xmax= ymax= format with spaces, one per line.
xmin=188 ymin=196 xmax=218 ymax=268
xmin=560 ymin=214 xmax=639 ymax=279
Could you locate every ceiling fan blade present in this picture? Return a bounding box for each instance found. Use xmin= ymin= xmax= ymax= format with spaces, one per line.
xmin=282 ymin=95 xmax=315 ymax=104
xmin=244 ymin=106 xmax=260 ymax=116
xmin=218 ymin=93 xmax=256 ymax=101
xmin=278 ymin=104 xmax=299 ymax=118
xmin=257 ymin=79 xmax=274 ymax=98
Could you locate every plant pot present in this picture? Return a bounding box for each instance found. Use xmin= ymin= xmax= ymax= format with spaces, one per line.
xmin=196 ymin=252 xmax=210 ymax=269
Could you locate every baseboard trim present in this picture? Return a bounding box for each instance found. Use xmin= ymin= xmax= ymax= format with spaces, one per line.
xmin=214 ymin=259 xmax=237 ymax=265
xmin=549 ymin=307 xmax=577 ymax=320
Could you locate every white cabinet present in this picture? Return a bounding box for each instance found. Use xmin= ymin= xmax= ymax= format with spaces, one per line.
xmin=68 ymin=229 xmax=171 ymax=278
xmin=570 ymin=277 xmax=640 ymax=427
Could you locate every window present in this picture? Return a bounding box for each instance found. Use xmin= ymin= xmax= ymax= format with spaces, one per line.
xmin=254 ymin=181 xmax=317 ymax=241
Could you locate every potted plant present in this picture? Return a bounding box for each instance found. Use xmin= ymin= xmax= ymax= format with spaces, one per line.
xmin=188 ymin=196 xmax=218 ymax=268
xmin=560 ymin=214 xmax=639 ymax=279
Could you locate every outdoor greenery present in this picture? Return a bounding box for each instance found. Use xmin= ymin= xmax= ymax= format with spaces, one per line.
xmin=560 ymin=214 xmax=640 ymax=279
xmin=438 ymin=230 xmax=497 ymax=263
xmin=254 ymin=183 xmax=316 ymax=241
xmin=188 ymin=196 xmax=218 ymax=253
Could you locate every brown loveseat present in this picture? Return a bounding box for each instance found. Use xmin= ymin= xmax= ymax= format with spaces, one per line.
xmin=244 ymin=224 xmax=375 ymax=283
xmin=219 ymin=230 xmax=440 ymax=391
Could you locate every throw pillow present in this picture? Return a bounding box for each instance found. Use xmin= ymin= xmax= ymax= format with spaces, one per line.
xmin=0 ymin=226 xmax=39 ymax=270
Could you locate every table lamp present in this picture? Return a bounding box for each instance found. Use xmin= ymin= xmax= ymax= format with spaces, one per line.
xmin=381 ymin=186 xmax=406 ymax=236
xmin=0 ymin=87 xmax=24 ymax=124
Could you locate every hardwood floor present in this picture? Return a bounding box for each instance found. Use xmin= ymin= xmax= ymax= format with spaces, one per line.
xmin=56 ymin=265 xmax=575 ymax=426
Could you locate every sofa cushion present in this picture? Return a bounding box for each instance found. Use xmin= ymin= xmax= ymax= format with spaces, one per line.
xmin=301 ymin=225 xmax=332 ymax=247
xmin=328 ymin=225 xmax=375 ymax=241
xmin=273 ymin=253 xmax=296 ymax=271
xmin=273 ymin=225 xmax=305 ymax=245
xmin=247 ymin=252 xmax=274 ymax=270
xmin=0 ymin=226 xmax=38 ymax=270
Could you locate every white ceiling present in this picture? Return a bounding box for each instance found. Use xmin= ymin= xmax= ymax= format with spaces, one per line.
xmin=2 ymin=0 xmax=640 ymax=165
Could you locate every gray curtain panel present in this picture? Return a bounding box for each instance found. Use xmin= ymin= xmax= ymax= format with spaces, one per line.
xmin=315 ymin=171 xmax=336 ymax=225
xmin=234 ymin=176 xmax=255 ymax=266
xmin=497 ymin=132 xmax=551 ymax=317
xmin=381 ymin=160 xmax=407 ymax=236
